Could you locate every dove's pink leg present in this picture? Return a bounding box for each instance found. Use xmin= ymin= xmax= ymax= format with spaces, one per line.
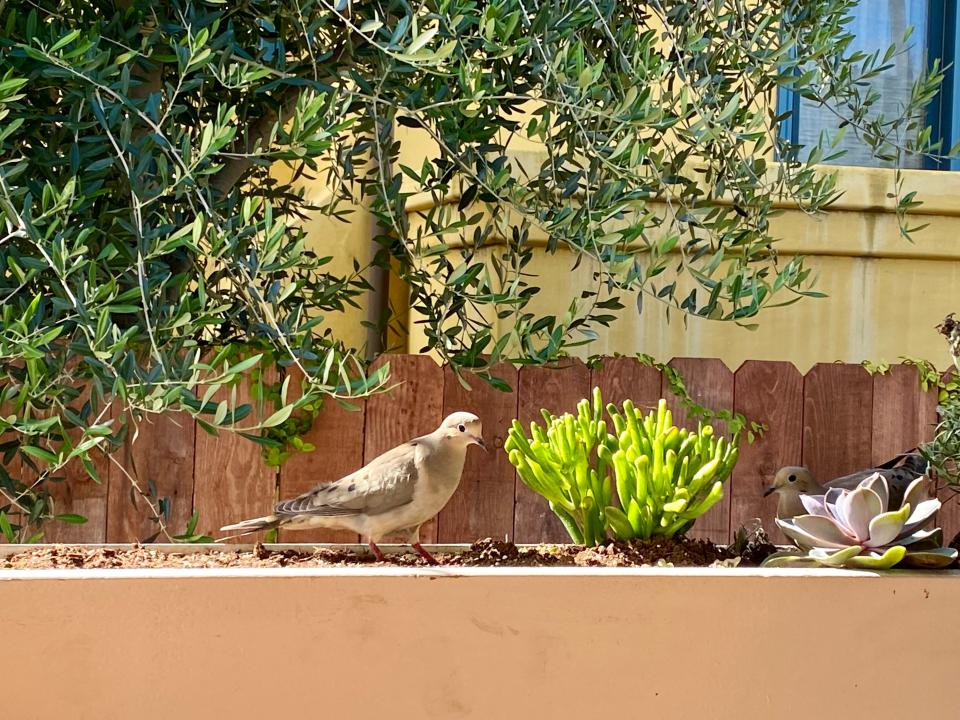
xmin=368 ymin=541 xmax=386 ymax=562
xmin=412 ymin=543 xmax=438 ymax=565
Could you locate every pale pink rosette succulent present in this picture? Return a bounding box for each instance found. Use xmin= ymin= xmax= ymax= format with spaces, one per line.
xmin=763 ymin=473 xmax=957 ymax=569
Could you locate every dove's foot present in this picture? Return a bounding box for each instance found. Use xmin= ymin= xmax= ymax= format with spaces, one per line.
xmin=412 ymin=543 xmax=438 ymax=566
xmin=368 ymin=541 xmax=386 ymax=563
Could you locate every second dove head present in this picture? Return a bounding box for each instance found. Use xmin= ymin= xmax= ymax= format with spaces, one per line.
xmin=437 ymin=411 xmax=486 ymax=451
xmin=763 ymin=466 xmax=819 ymax=498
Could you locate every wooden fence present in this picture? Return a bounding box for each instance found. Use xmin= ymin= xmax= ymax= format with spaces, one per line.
xmin=3 ymin=356 xmax=955 ymax=545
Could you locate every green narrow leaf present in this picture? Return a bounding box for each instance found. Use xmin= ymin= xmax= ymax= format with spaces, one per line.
xmin=261 ymin=405 xmax=294 ymax=429
xmin=224 ymin=354 xmax=264 ymax=377
xmin=20 ymin=445 xmax=60 ymax=464
xmin=406 ymin=26 xmax=438 ymax=54
xmin=0 ymin=511 xmax=14 ymax=542
xmin=50 ymin=29 xmax=81 ymax=53
xmin=213 ymin=400 xmax=229 ymax=425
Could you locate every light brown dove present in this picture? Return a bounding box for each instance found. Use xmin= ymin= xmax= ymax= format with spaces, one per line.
xmin=764 ymin=453 xmax=928 ymax=519
xmin=220 ymin=412 xmax=485 ymax=564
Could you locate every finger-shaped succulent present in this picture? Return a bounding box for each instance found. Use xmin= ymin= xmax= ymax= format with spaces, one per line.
xmin=763 ymin=473 xmax=957 ymax=569
xmin=505 ymin=388 xmax=739 ymax=545
xmin=505 ymin=387 xmax=614 ymax=545
xmin=603 ymin=398 xmax=738 ymax=540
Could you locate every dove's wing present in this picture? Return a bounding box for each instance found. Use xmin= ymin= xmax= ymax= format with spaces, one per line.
xmin=824 ymin=470 xmax=875 ymax=490
xmin=275 ymin=441 xmax=421 ymax=519
xmin=825 ymin=465 xmax=923 ymax=507
xmin=874 ymin=450 xmax=919 ymax=470
xmin=828 ymin=466 xmax=922 ymax=487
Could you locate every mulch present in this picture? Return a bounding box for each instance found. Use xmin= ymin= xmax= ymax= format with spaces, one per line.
xmin=0 ymin=534 xmax=777 ymax=570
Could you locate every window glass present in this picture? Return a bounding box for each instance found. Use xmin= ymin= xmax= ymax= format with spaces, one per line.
xmin=795 ymin=1 xmax=929 ymax=168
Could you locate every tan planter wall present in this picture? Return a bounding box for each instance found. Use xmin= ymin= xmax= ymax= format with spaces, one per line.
xmin=2 ymin=565 xmax=958 ymax=719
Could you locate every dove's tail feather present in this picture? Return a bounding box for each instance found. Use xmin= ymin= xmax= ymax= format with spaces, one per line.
xmin=219 ymin=515 xmax=281 ymax=533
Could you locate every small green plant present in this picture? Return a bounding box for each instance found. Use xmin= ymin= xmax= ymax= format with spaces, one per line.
xmin=171 ymin=511 xmax=215 ymax=544
xmin=762 ymin=473 xmax=956 ymax=569
xmin=919 ymin=315 xmax=960 ymax=489
xmin=863 ymin=341 xmax=960 ymax=492
xmin=505 ymin=389 xmax=740 ymax=545
xmin=921 ymin=390 xmax=960 ymax=489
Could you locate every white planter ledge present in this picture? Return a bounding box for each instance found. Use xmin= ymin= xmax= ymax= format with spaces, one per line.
xmin=2 ymin=544 xmax=958 ymax=720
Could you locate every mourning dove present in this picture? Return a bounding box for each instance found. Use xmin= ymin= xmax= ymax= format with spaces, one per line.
xmin=764 ymin=452 xmax=928 ymax=519
xmin=220 ymin=412 xmax=485 ymax=564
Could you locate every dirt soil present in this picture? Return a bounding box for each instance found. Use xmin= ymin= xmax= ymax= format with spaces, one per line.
xmin=0 ymin=535 xmax=776 ymax=570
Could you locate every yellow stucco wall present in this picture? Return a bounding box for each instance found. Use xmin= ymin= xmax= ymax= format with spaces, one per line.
xmin=293 ymin=142 xmax=960 ymax=371
xmin=400 ymin=164 xmax=960 ymax=371
xmin=274 ymin=163 xmax=374 ymax=353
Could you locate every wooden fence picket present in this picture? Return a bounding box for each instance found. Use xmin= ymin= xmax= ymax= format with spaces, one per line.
xmin=801 ymin=364 xmax=874 ymax=483
xmin=436 ymin=363 xmax=519 ymax=543
xmin=277 ymin=368 xmax=366 ymax=543
xmin=106 ymin=411 xmax=196 ymax=542
xmin=0 ymin=396 xmax=22 ymax=543
xmin=871 ymin=365 xmax=937 ymax=465
xmin=41 ymin=452 xmax=110 ymax=543
xmin=939 ymin=482 xmax=960 ymax=546
xmin=730 ymin=361 xmax=804 ymax=543
xmin=664 ymin=358 xmax=735 ymax=542
xmin=589 ymin=356 xmax=663 ymax=413
xmin=513 ymin=360 xmax=592 ymax=544
xmin=362 ymin=355 xmax=444 ymax=544
xmin=193 ymin=370 xmax=278 ymax=543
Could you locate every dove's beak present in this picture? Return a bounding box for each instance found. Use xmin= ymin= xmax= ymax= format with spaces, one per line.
xmin=762 ymin=485 xmax=776 ymax=497
xmin=472 ymin=435 xmax=488 ymax=452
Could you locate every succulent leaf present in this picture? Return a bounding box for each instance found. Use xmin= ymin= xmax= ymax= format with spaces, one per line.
xmin=864 ymin=504 xmax=910 ymax=548
xmin=902 ymin=475 xmax=933 ymax=510
xmin=823 ymin=486 xmax=844 ymax=518
xmin=799 ymin=493 xmax=827 ymax=517
xmin=839 ymin=486 xmax=881 ymax=541
xmin=899 ymin=548 xmax=959 ymax=569
xmin=761 ymin=550 xmax=821 ymax=568
xmin=663 ymin=498 xmax=687 ymax=513
xmin=785 ymin=515 xmax=854 ymax=549
xmin=604 ymin=506 xmax=635 ymax=539
xmin=843 ymin=545 xmax=906 ymax=570
xmin=902 ymin=498 xmax=940 ymax=535
xmin=808 ymin=546 xmax=864 ymax=567
xmin=896 ymin=527 xmax=945 ymax=547
xmin=859 ymin=472 xmax=889 ymax=510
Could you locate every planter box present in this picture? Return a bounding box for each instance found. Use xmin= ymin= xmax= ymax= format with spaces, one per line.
xmin=2 ymin=544 xmax=958 ymax=719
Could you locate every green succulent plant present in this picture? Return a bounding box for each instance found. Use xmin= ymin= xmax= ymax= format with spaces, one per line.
xmin=763 ymin=473 xmax=957 ymax=569
xmin=505 ymin=388 xmax=739 ymax=545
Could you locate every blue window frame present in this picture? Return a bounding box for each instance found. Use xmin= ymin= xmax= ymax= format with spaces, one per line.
xmin=779 ymin=0 xmax=960 ymax=171
xmin=924 ymin=0 xmax=960 ymax=169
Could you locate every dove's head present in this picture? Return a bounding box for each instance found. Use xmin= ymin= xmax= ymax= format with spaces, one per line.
xmin=437 ymin=412 xmax=486 ymax=451
xmin=763 ymin=466 xmax=819 ymax=499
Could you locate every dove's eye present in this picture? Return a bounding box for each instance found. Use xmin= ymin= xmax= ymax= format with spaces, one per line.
xmin=457 ymin=423 xmax=466 ymax=432
xmin=788 ymin=474 xmax=797 ymax=482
